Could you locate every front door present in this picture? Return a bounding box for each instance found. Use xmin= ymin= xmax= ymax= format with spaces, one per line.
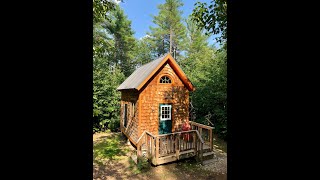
xmin=159 ymin=104 xmax=172 ymax=134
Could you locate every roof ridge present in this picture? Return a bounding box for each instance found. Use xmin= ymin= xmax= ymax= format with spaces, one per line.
xmin=116 ymin=52 xmax=196 ymax=91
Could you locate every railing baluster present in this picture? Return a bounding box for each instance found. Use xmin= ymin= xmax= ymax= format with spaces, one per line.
xmin=172 ymin=135 xmax=174 ymax=153
xmin=150 ymin=136 xmax=153 ymax=157
xmin=155 ymin=137 xmax=159 ymax=165
xmin=210 ymin=129 xmax=213 ymax=151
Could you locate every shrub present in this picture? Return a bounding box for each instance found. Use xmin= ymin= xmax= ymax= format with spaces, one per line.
xmin=108 ymin=118 xmax=120 ymax=132
xmin=137 ymin=156 xmax=151 ymax=171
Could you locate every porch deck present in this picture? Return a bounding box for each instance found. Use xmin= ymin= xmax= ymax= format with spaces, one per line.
xmin=136 ymin=121 xmax=214 ymax=165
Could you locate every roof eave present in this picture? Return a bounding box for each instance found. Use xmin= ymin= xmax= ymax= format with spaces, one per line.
xmin=116 ymin=88 xmax=138 ymax=91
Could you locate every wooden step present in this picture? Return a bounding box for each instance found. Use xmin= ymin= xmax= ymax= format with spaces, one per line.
xmin=203 ymin=151 xmax=214 ymax=157
xmin=202 ymin=151 xmax=214 ymax=161
xmin=179 ymin=149 xmax=195 ymax=155
xmin=157 ymin=155 xmax=177 ymax=164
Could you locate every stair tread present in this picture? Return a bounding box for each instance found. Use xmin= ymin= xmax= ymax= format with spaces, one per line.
xmin=203 ymin=151 xmax=214 ymax=156
xmin=179 ymin=149 xmax=195 ymax=155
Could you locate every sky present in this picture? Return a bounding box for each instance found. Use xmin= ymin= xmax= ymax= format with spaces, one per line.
xmin=116 ymin=0 xmax=219 ymax=48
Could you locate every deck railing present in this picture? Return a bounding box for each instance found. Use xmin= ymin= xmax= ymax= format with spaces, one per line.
xmin=136 ymin=130 xmax=204 ymax=165
xmin=189 ymin=121 xmax=214 ymax=152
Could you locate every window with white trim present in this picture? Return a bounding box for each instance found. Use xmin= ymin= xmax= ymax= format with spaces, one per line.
xmin=160 ymin=76 xmax=171 ymax=84
xmin=160 ymin=105 xmax=171 ymax=121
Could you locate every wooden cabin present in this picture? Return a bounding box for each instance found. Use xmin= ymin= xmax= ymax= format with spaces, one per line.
xmin=117 ymin=53 xmax=214 ymax=165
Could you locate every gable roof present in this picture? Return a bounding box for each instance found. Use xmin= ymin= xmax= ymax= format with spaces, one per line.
xmin=117 ymin=53 xmax=195 ymax=91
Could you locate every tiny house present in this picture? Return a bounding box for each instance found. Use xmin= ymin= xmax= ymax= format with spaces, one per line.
xmin=117 ymin=53 xmax=214 ymax=165
xmin=117 ymin=53 xmax=194 ymax=145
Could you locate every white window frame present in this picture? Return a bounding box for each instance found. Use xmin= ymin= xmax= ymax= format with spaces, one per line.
xmin=160 ymin=105 xmax=172 ymax=121
xmin=160 ymin=76 xmax=172 ymax=84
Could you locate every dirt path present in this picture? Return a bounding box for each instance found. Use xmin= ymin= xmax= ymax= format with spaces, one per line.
xmin=93 ymin=132 xmax=227 ymax=180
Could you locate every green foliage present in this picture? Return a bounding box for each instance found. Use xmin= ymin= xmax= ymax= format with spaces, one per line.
xmin=181 ymin=18 xmax=227 ymax=140
xmin=129 ymin=156 xmax=151 ymax=174
xmin=93 ymin=0 xmax=116 ymax=24
xmin=133 ymin=37 xmax=153 ymax=67
xmin=190 ymin=49 xmax=227 ymax=140
xmin=106 ymin=6 xmax=137 ymax=77
xmin=93 ymin=62 xmax=124 ymax=132
xmin=137 ymin=156 xmax=151 ymax=171
xmin=192 ymin=0 xmax=227 ymax=44
xmin=93 ymin=4 xmax=136 ymax=132
xmin=108 ymin=118 xmax=120 ymax=132
xmin=148 ymin=0 xmax=187 ymax=59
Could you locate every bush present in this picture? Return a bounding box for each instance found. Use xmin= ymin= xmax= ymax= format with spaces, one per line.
xmin=108 ymin=118 xmax=120 ymax=132
xmin=137 ymin=156 xmax=150 ymax=171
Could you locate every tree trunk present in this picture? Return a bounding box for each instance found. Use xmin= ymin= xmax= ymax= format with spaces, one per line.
xmin=162 ymin=35 xmax=165 ymax=55
xmin=169 ymin=28 xmax=173 ymax=54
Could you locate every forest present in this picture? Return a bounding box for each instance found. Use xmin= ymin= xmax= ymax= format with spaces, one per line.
xmin=93 ymin=0 xmax=227 ymax=140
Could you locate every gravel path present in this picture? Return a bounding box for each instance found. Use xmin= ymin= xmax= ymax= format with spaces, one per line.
xmin=201 ymin=147 xmax=227 ymax=174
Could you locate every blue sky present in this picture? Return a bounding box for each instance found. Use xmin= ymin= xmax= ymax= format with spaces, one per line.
xmin=116 ymin=0 xmax=219 ymax=48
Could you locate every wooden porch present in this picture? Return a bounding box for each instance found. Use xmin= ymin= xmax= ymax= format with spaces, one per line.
xmin=136 ymin=121 xmax=214 ymax=165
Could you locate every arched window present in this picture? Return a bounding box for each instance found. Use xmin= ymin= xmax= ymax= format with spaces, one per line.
xmin=160 ymin=76 xmax=171 ymax=84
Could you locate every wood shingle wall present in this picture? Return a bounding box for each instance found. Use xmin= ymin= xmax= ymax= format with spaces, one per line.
xmin=138 ymin=63 xmax=189 ymax=137
xmin=120 ymin=90 xmax=139 ymax=144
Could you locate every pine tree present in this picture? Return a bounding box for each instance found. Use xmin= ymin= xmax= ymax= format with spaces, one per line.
xmin=93 ymin=4 xmax=137 ymax=132
xmin=182 ymin=17 xmax=227 ymax=140
xmin=149 ymin=0 xmax=186 ymax=60
xmin=134 ymin=36 xmax=153 ymax=68
xmin=104 ymin=6 xmax=137 ymax=77
xmin=180 ymin=17 xmax=212 ymax=74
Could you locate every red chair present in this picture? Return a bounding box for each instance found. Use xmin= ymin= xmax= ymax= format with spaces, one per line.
xmin=182 ymin=122 xmax=191 ymax=141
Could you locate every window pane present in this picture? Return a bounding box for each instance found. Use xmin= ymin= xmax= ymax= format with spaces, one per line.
xmin=160 ymin=76 xmax=171 ymax=83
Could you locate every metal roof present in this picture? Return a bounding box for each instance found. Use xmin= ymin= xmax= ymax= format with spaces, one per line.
xmin=117 ymin=53 xmax=169 ymax=91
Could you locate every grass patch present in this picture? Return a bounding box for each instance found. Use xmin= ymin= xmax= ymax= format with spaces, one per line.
xmin=93 ymin=133 xmax=129 ymax=164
